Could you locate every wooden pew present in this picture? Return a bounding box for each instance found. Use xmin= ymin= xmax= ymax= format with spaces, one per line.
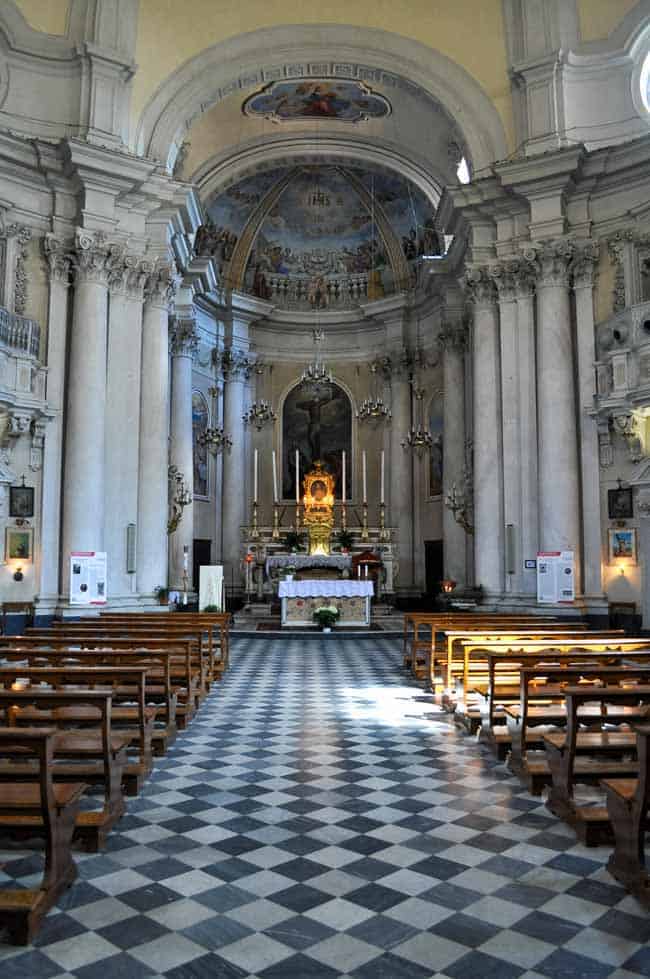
xmin=0 ymin=728 xmax=87 ymax=944
xmin=0 ymin=689 xmax=131 ymax=850
xmin=0 ymin=643 xmax=178 ymax=755
xmin=505 ymin=662 xmax=650 ymax=792
xmin=0 ymin=665 xmax=153 ymax=795
xmin=99 ymin=611 xmax=231 ymax=674
xmin=602 ymin=724 xmax=650 ymax=907
xmin=403 ymin=612 xmax=560 ymax=677
xmin=544 ymin=684 xmax=650 ymax=844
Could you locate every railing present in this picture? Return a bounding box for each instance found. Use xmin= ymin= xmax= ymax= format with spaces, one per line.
xmin=263 ymin=272 xmax=372 ymax=310
xmin=0 ymin=306 xmax=40 ymax=358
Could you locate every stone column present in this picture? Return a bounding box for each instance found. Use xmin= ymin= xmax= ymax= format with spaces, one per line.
xmin=573 ymin=241 xmax=605 ymax=605
xmin=105 ymin=255 xmax=145 ymax=601
xmin=439 ymin=319 xmax=467 ymax=587
xmin=389 ymin=361 xmax=415 ymax=594
xmin=136 ymin=263 xmax=176 ymax=596
xmin=531 ymin=240 xmax=581 ymax=562
xmin=39 ymin=236 xmax=71 ymax=605
xmin=221 ymin=349 xmax=250 ymax=588
xmin=515 ymin=261 xmax=539 ymax=595
xmin=466 ymin=268 xmax=504 ymax=597
xmin=169 ymin=312 xmax=198 ymax=591
xmin=492 ymin=263 xmax=521 ymax=596
xmin=61 ymin=230 xmax=113 ymax=595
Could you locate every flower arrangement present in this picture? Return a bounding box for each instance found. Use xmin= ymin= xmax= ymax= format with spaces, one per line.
xmin=337 ymin=530 xmax=354 ymax=553
xmin=313 ymin=605 xmax=340 ymax=630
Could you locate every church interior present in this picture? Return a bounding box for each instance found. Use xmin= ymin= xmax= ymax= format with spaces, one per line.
xmin=3 ymin=0 xmax=650 ymax=975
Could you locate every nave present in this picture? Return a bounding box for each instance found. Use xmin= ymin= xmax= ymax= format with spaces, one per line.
xmin=2 ymin=637 xmax=649 ymax=979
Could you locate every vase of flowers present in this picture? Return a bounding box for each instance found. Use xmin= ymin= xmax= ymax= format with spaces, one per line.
xmin=313 ymin=605 xmax=340 ymax=632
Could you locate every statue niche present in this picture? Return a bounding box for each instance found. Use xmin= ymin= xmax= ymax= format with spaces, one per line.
xmin=303 ymin=462 xmax=335 ymax=555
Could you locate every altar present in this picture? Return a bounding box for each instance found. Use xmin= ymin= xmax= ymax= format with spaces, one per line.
xmin=278 ymin=579 xmax=374 ymax=627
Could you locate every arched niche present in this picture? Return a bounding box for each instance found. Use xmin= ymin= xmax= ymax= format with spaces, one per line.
xmin=427 ymin=392 xmax=444 ymax=499
xmin=281 ymin=379 xmax=352 ymax=501
xmin=192 ymin=390 xmax=209 ymax=498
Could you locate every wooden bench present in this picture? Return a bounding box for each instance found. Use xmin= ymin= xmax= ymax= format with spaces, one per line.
xmin=544 ymin=684 xmax=650 ymax=844
xmin=0 ymin=727 xmax=87 ymax=944
xmin=0 ymin=665 xmax=153 ymax=796
xmin=0 ymin=688 xmax=131 ymax=850
xmin=1 ymin=643 xmax=178 ymax=754
xmin=99 ymin=611 xmax=231 ymax=675
xmin=505 ymin=662 xmax=650 ymax=793
xmin=403 ymin=612 xmax=559 ymax=677
xmin=602 ymin=724 xmax=650 ymax=907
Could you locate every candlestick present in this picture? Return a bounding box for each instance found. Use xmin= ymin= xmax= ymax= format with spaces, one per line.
xmin=183 ymin=544 xmax=189 ymax=573
xmin=272 ymin=450 xmax=278 ymax=503
xmin=380 ymin=450 xmax=385 ymax=505
xmin=341 ymin=503 xmax=347 ymax=532
xmin=250 ymin=501 xmax=260 ymax=540
xmin=379 ymin=502 xmax=389 ymax=541
xmin=342 ymin=450 xmax=346 ymax=503
xmin=362 ymin=451 xmax=367 ymax=504
xmin=253 ymin=448 xmax=258 ymax=504
xmin=295 ymin=503 xmax=301 ymax=532
xmin=361 ymin=501 xmax=369 ymax=541
xmin=295 ymin=449 xmax=300 ymax=503
xmin=272 ymin=504 xmax=280 ymax=540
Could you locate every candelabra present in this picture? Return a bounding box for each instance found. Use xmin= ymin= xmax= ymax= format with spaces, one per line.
xmin=444 ymin=443 xmax=474 ymax=535
xmin=401 ymin=387 xmax=433 ymax=453
xmin=250 ymin=501 xmax=260 ymax=540
xmin=300 ymin=330 xmax=333 ymax=401
xmin=167 ymin=465 xmax=192 ymax=535
xmin=357 ymin=362 xmax=391 ymax=424
xmin=198 ymin=426 xmax=232 ymax=453
xmin=379 ymin=502 xmax=390 ymax=541
xmin=243 ymin=400 xmax=277 ymax=431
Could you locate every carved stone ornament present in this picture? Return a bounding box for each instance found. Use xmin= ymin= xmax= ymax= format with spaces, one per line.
xmin=30 ymin=417 xmax=47 ymax=472
xmin=570 ymin=240 xmax=600 ymax=289
xmin=612 ymin=412 xmax=643 ymax=463
xmin=637 ymin=490 xmax=650 ymax=519
xmin=607 ymin=230 xmax=634 ymax=313
xmin=72 ymin=230 xmax=124 ymax=286
xmin=462 ymin=267 xmax=496 ymax=307
xmin=597 ymin=416 xmax=613 ymax=469
xmin=524 ymin=239 xmax=574 ymax=289
xmin=489 ymin=262 xmax=518 ymax=303
xmin=218 ymin=347 xmax=251 ymax=380
xmin=437 ymin=319 xmax=467 ymax=354
xmin=144 ymin=261 xmax=179 ymax=309
xmin=43 ymin=234 xmax=72 ymax=285
xmin=170 ymin=316 xmax=199 ymax=357
xmin=5 ymin=223 xmax=32 ymax=315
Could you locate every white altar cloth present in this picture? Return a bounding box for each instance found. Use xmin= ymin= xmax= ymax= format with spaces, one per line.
xmin=278 ymin=580 xmax=374 ymax=599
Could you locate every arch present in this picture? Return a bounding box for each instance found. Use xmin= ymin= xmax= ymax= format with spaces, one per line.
xmin=279 ymin=376 xmax=354 ymax=502
xmin=135 ymin=24 xmax=509 ymax=173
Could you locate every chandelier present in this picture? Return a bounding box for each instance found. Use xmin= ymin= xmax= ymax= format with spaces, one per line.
xmin=401 ymin=386 xmax=433 ymax=453
xmin=243 ymin=400 xmax=277 ymax=431
xmin=300 ymin=329 xmax=333 ymax=400
xmin=198 ymin=427 xmax=232 ymax=454
xmin=357 ymin=362 xmax=391 ymax=424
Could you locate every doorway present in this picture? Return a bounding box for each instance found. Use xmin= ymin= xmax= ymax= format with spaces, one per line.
xmin=193 ymin=539 xmax=212 ymax=592
xmin=425 ymin=539 xmax=444 ymax=599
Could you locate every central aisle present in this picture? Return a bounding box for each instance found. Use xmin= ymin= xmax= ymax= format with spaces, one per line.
xmin=5 ymin=637 xmax=649 ymax=978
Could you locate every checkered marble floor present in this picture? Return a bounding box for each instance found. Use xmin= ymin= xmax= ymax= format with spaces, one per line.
xmin=2 ymin=636 xmax=650 ymax=979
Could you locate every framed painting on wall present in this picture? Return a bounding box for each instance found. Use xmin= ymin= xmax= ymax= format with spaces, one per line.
xmin=607 ymin=486 xmax=633 ymax=519
xmin=9 ymin=484 xmax=34 ymax=518
xmin=608 ymin=527 xmax=637 ymax=564
xmin=5 ymin=527 xmax=33 ymax=562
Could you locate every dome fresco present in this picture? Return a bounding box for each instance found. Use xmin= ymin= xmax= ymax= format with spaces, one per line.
xmin=202 ymin=164 xmax=441 ymax=310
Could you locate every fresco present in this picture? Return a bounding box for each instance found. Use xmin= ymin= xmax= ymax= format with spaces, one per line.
xmin=192 ymin=391 xmax=209 ymax=498
xmin=429 ymin=400 xmax=444 ymax=497
xmin=352 ymin=168 xmax=444 ymax=259
xmin=282 ymin=381 xmax=352 ymax=501
xmin=243 ymin=79 xmax=390 ymax=124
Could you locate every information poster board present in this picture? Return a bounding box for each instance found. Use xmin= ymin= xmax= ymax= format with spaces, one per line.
xmin=536 ymin=550 xmax=575 ymax=604
xmin=199 ymin=565 xmax=224 ymax=611
xmin=70 ymin=551 xmax=107 ymax=605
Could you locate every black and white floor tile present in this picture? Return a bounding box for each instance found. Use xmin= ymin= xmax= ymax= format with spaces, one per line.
xmin=2 ymin=636 xmax=650 ymax=978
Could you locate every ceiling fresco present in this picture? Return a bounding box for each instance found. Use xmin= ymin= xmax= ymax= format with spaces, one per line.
xmin=243 ymin=79 xmax=391 ymax=124
xmin=201 ymin=164 xmax=441 ymax=310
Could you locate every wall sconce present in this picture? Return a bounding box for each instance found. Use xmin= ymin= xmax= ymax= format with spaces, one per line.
xmin=13 ymin=565 xmax=23 ymax=582
xmin=441 ymin=579 xmax=457 ymax=594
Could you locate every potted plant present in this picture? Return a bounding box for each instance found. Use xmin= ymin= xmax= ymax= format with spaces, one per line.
xmin=202 ymin=604 xmax=221 ymax=613
xmin=313 ymin=604 xmax=340 ymax=632
xmin=337 ymin=530 xmax=354 ymax=554
xmin=283 ymin=531 xmax=304 ymax=553
xmin=154 ymin=585 xmax=169 ymax=606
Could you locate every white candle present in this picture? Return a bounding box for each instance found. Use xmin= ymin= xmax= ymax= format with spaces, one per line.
xmin=357 ymin=564 xmax=361 ymax=579
xmin=295 ymin=449 xmax=300 ymax=503
xmin=253 ymin=448 xmax=258 ymax=504
xmin=380 ymin=450 xmax=385 ymax=505
xmin=272 ymin=450 xmax=278 ymax=503
xmin=342 ymin=451 xmax=346 ymax=503
xmin=183 ymin=545 xmax=188 ymax=573
xmin=362 ymin=451 xmax=367 ymax=503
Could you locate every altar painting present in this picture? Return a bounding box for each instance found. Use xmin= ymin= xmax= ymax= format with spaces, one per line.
xmin=283 ymin=382 xmax=352 ymax=500
xmin=192 ymin=392 xmax=209 ymax=498
xmin=429 ymin=401 xmax=444 ymax=497
xmin=243 ymin=79 xmax=390 ymax=124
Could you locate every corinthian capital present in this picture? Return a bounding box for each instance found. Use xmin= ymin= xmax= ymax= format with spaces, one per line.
xmin=462 ymin=267 xmax=497 ymax=307
xmin=489 ymin=262 xmax=519 ymax=303
xmin=525 ymin=239 xmax=574 ymax=289
xmin=170 ymin=315 xmax=198 ymax=356
xmin=43 ymin=233 xmax=71 ymax=285
xmin=72 ymin=230 xmax=123 ymax=285
xmin=144 ymin=261 xmax=179 ymax=310
xmin=571 ymin=240 xmax=600 ymax=289
xmin=219 ymin=347 xmax=251 ymax=380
